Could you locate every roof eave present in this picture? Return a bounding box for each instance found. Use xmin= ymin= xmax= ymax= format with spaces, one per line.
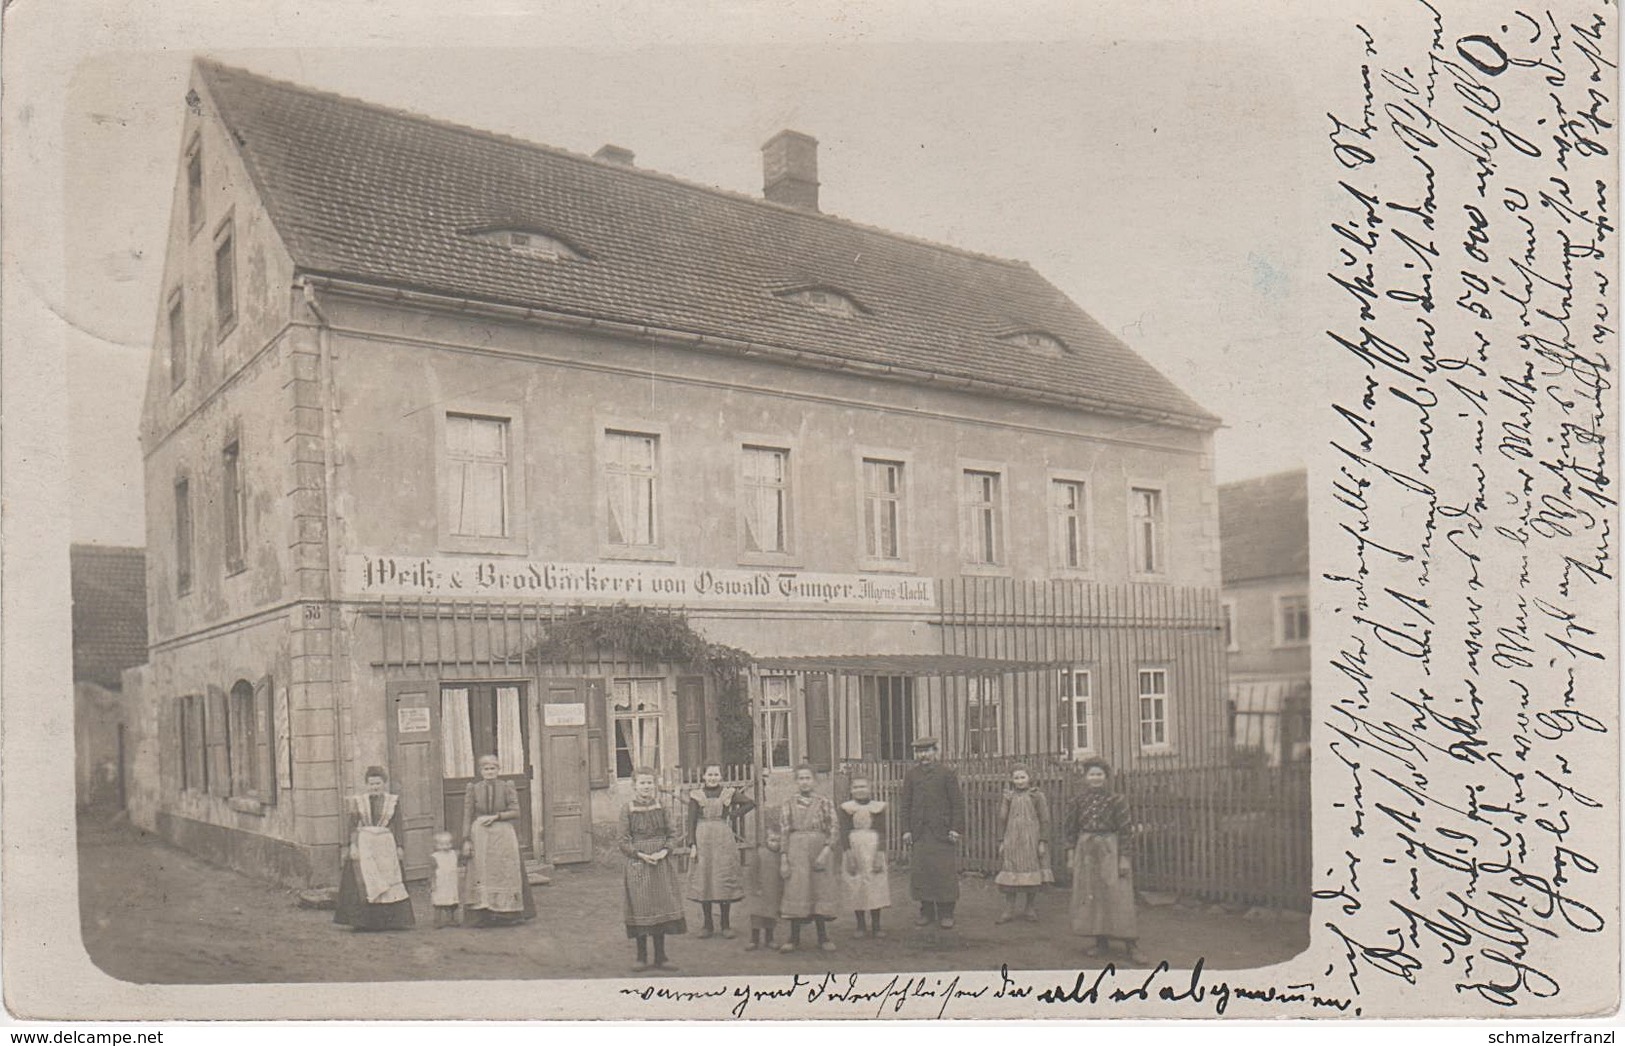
xmin=296 ymin=273 xmax=1224 ymax=432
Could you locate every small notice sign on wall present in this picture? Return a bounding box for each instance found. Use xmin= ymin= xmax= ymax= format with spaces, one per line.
xmin=543 ymin=703 xmax=587 ymax=727
xmin=397 ymin=706 xmax=432 ymax=734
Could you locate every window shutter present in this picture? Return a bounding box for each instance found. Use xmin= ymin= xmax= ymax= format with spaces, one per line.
xmin=676 ymin=675 xmax=705 ymax=769
xmin=804 ymin=674 xmax=832 ymax=773
xmin=586 ymin=677 xmax=609 ymax=788
xmin=168 ymin=698 xmax=183 ymax=794
xmin=858 ymin=676 xmax=880 ymax=761
xmin=255 ymin=675 xmax=276 ymax=803
xmin=186 ymin=696 xmax=205 ymax=792
xmin=206 ymin=685 xmax=231 ymax=796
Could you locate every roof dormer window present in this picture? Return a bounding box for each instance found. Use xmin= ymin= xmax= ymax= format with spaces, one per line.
xmin=1002 ymin=330 xmax=1068 ymax=356
xmin=783 ymin=287 xmax=862 ymax=318
xmin=466 ymin=226 xmax=583 ymax=261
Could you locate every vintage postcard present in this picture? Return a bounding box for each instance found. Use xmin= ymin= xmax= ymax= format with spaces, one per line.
xmin=1 ymin=0 xmax=1618 ymax=1023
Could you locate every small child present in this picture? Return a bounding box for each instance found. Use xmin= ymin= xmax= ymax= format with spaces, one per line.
xmin=839 ymin=776 xmax=891 ymax=938
xmin=743 ymin=802 xmax=784 ymax=951
xmin=430 ymin=829 xmax=462 ymax=928
xmin=994 ymin=765 xmax=1052 ymax=924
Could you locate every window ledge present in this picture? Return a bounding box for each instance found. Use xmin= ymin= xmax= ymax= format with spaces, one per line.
xmin=855 ymin=559 xmax=916 ymax=575
xmin=959 ymin=563 xmax=1011 ymax=578
xmin=228 ymin=796 xmax=268 ymax=816
xmin=216 ymin=318 xmax=238 ymax=345
xmin=440 ymin=535 xmax=530 ymax=557
xmin=225 ymin=564 xmax=247 ymax=579
xmin=1137 ymin=746 xmax=1177 ymax=758
xmin=1130 ymin=572 xmax=1169 ymax=584
xmin=1049 ymin=567 xmax=1095 ymax=580
xmin=736 ymin=551 xmax=802 ymax=569
xmin=599 ymin=546 xmax=677 ymax=564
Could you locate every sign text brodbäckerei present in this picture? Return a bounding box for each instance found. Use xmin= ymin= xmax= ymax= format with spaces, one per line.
xmin=345 ymin=554 xmax=937 ymax=609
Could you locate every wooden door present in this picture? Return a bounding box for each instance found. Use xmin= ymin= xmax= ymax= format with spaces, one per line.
xmin=541 ymin=680 xmax=592 ymax=865
xmin=386 ymin=680 xmax=441 ymax=881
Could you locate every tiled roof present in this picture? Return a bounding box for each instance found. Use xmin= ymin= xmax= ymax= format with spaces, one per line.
xmin=197 ymin=61 xmax=1219 ymax=429
xmin=70 ymin=545 xmax=148 ymax=688
xmin=1219 ymin=470 xmax=1308 ymax=584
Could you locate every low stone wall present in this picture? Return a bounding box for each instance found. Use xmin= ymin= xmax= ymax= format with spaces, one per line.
xmin=156 ymin=810 xmax=321 ymax=887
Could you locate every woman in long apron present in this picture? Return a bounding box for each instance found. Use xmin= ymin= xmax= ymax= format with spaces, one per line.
xmin=1064 ymin=758 xmax=1143 ymax=963
xmin=462 ymin=754 xmax=536 ymax=926
xmin=778 ymin=765 xmax=839 ymax=952
xmin=333 ymin=766 xmax=416 ymax=931
xmin=838 ymin=776 xmax=891 ymax=938
xmin=686 ymin=763 xmax=754 ymax=939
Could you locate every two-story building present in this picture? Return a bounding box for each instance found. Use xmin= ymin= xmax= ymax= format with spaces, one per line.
xmin=1218 ymin=469 xmax=1310 ymax=766
xmin=133 ymin=60 xmax=1228 ymax=887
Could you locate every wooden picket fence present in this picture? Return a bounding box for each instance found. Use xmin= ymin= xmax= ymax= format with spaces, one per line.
xmin=837 ymin=756 xmax=1311 ymax=911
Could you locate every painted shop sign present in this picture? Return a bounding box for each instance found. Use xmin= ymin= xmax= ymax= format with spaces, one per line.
xmin=345 ymin=554 xmax=938 ymax=609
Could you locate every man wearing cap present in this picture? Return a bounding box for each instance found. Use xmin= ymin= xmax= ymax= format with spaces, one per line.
xmin=899 ymin=736 xmax=965 ymax=928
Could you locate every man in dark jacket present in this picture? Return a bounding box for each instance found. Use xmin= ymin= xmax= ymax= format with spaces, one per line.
xmin=899 ymin=736 xmax=964 ymax=928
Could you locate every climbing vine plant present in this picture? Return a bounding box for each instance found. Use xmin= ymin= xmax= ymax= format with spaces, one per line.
xmin=525 ymin=604 xmax=756 ymax=765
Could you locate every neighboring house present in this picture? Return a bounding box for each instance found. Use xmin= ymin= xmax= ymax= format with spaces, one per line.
xmin=71 ymin=544 xmax=149 ymax=808
xmin=1218 ymin=469 xmax=1310 ymax=766
xmin=133 ymin=60 xmax=1228 ymax=887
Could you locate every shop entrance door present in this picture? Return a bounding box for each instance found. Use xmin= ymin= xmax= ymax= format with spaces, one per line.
xmin=541 ymin=679 xmax=592 ymax=865
xmin=439 ymin=682 xmax=535 ymax=859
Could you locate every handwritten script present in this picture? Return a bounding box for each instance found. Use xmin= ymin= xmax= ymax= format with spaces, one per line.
xmin=616 ymin=961 xmax=1356 ymax=1019
xmin=1323 ymin=0 xmax=1616 ymax=1016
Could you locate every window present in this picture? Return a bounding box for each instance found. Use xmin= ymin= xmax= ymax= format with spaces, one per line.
xmin=785 ymin=287 xmax=860 ymax=318
xmin=445 ymin=414 xmax=511 ymax=539
xmin=612 ymin=678 xmax=664 ymax=779
xmin=1051 ymin=478 xmax=1088 ymax=570
xmin=174 ymin=476 xmax=193 ymax=595
xmin=222 ymin=440 xmax=247 ymax=574
xmin=861 ymin=675 xmax=915 ymax=761
xmin=1221 ymin=601 xmax=1238 ymax=651
xmin=1003 ymin=330 xmax=1067 ymax=355
xmin=467 ymin=227 xmax=583 ymax=260
xmin=186 ymin=143 xmax=204 ymax=233
xmin=228 ymin=680 xmax=257 ymax=797
xmin=1131 ymin=487 xmax=1165 ymax=575
xmin=962 ymin=470 xmax=1003 ymax=566
xmin=862 ymin=458 xmax=905 ymax=560
xmin=218 ymin=678 xmax=278 ymax=803
xmin=605 ymin=431 xmax=659 ymax=547
xmin=1278 ymin=593 xmax=1311 ymax=646
xmin=965 ymin=677 xmax=1002 ymax=756
xmin=759 ymin=676 xmax=794 ymax=770
xmin=1138 ymin=668 xmax=1170 ymax=750
xmin=441 ymin=683 xmax=528 ymax=780
xmin=168 ymin=294 xmax=187 ymax=389
xmin=741 ymin=446 xmax=790 ymax=554
xmin=214 ymin=223 xmax=237 ymax=338
xmin=1059 ymin=667 xmax=1092 ymax=755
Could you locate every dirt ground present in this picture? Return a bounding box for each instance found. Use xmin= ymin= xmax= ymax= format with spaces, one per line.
xmin=78 ymin=811 xmax=1308 ymax=984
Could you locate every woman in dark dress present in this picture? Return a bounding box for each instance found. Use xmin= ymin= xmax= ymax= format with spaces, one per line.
xmin=1064 ymin=758 xmax=1142 ymax=962
xmin=620 ymin=768 xmax=687 ymax=971
xmin=333 ymin=765 xmax=416 ymax=931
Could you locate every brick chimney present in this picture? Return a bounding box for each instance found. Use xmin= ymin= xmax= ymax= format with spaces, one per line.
xmin=594 ymin=144 xmax=635 ymax=166
xmin=761 ymin=130 xmax=819 ymax=212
